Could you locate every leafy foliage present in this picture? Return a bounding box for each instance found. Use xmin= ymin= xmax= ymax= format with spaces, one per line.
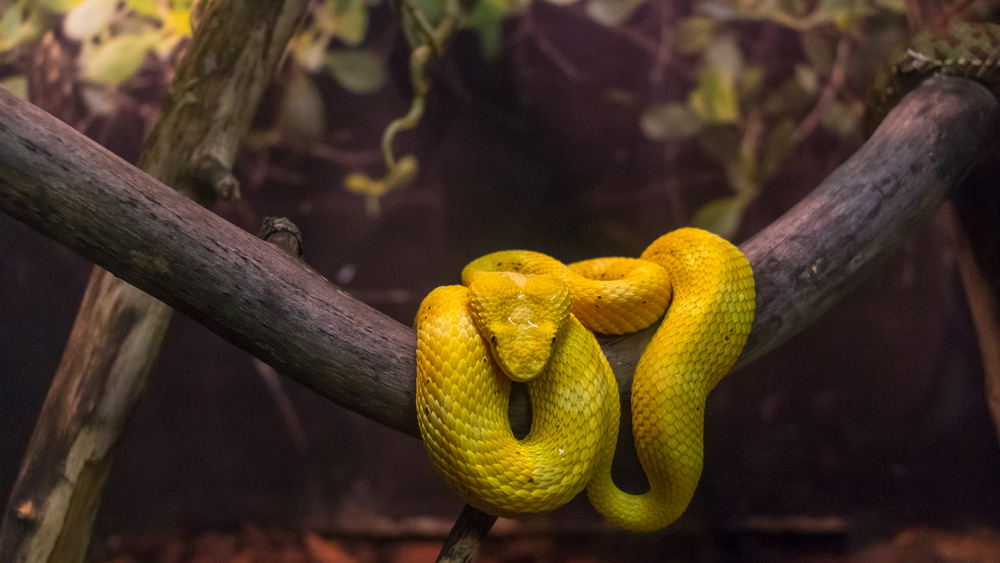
xmin=0 ymin=0 xmax=921 ymax=233
xmin=3 ymin=0 xmax=195 ymax=83
xmin=637 ymin=0 xmax=909 ymax=238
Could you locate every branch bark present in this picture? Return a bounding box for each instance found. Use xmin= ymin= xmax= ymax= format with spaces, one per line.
xmin=0 ymin=1 xmax=307 ymax=562
xmin=0 ymin=76 xmax=996 ymax=443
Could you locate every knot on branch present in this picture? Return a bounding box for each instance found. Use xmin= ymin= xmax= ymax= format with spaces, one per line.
xmin=259 ymin=217 xmax=304 ymax=258
xmin=193 ymin=152 xmax=241 ymax=201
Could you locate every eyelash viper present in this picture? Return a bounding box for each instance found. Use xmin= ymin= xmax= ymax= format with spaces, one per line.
xmin=414 ymin=227 xmax=755 ymax=531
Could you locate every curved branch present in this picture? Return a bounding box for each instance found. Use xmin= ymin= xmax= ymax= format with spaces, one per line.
xmin=602 ymin=76 xmax=1000 ymax=381
xmin=0 ymin=77 xmax=997 ymax=440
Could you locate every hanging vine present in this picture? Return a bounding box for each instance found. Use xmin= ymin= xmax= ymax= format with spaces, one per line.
xmin=343 ymin=0 xmax=473 ymax=216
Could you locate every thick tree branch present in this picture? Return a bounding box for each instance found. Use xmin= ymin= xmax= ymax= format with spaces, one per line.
xmin=0 ymin=1 xmax=307 ymax=562
xmin=0 ymin=77 xmax=997 ymax=444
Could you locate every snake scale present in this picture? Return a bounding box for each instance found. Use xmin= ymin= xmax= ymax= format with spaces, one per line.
xmin=415 ymin=228 xmax=755 ymax=531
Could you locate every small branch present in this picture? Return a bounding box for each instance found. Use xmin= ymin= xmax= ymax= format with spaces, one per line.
xmin=435 ymin=505 xmax=498 ymax=563
xmin=943 ymin=203 xmax=1000 ymax=440
xmin=0 ymin=76 xmax=996 ymax=441
xmin=519 ymin=6 xmax=590 ymax=82
xmin=0 ymin=1 xmax=308 ymax=562
xmin=648 ymin=0 xmax=676 ymax=88
xmin=793 ymin=35 xmax=851 ymax=143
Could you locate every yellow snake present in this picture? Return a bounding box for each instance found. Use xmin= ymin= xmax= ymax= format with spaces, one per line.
xmin=415 ymin=228 xmax=755 ymax=531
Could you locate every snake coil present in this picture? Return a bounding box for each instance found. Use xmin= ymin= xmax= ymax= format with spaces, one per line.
xmin=416 ymin=228 xmax=755 ymax=531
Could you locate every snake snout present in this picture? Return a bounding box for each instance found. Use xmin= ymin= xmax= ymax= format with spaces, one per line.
xmin=490 ymin=316 xmax=560 ymax=381
xmin=467 ymin=271 xmax=573 ymax=382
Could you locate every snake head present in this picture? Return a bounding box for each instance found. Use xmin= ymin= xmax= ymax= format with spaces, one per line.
xmin=467 ymin=271 xmax=573 ymax=382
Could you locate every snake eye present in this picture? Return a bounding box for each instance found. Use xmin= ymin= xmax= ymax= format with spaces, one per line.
xmin=490 ymin=335 xmax=497 ymax=345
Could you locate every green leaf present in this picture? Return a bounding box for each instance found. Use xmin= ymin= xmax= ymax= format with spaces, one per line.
xmin=64 ymin=0 xmax=119 ymax=40
xmin=277 ymin=69 xmax=327 ymax=143
xmin=1 ymin=5 xmax=25 ymax=48
xmin=639 ymin=102 xmax=703 ymax=140
xmin=691 ymin=196 xmax=743 ymax=239
xmin=762 ymin=75 xmax=812 ymax=118
xmin=472 ymin=17 xmax=502 ymax=60
xmin=81 ymin=34 xmax=154 ymax=85
xmin=704 ymin=33 xmax=742 ymax=82
xmin=406 ymin=0 xmax=445 ymax=31
xmin=325 ymin=49 xmax=386 ymax=94
xmin=295 ymin=31 xmax=330 ymax=72
xmin=821 ymin=100 xmax=859 ymax=136
xmin=794 ymin=64 xmax=818 ymax=95
xmin=464 ymin=0 xmax=510 ymax=60
xmin=688 ymin=65 xmax=739 ymax=123
xmin=737 ymin=65 xmax=764 ymax=103
xmin=759 ymin=117 xmax=796 ymax=183
xmin=317 ymin=0 xmax=369 ymax=46
xmin=688 ymin=34 xmax=743 ymax=124
xmin=585 ymin=0 xmax=646 ymax=27
xmin=817 ymin=0 xmax=863 ymax=31
xmin=334 ymin=0 xmax=368 ymax=45
xmin=0 ymin=75 xmax=28 ymax=99
xmin=398 ymin=0 xmax=444 ymax=49
xmin=39 ymin=0 xmax=76 ymax=12
xmin=2 ymin=4 xmax=48 ymax=49
xmin=675 ymin=16 xmax=714 ymax=54
xmin=127 ymin=0 xmax=160 ymax=17
xmin=800 ymin=28 xmax=834 ymax=74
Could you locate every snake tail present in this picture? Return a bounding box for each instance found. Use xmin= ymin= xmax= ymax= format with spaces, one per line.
xmin=415 ymin=285 xmax=619 ymax=517
xmin=586 ymin=228 xmax=756 ymax=531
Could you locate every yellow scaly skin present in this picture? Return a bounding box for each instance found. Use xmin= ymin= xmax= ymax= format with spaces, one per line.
xmin=586 ymin=228 xmax=755 ymax=530
xmin=415 ymin=227 xmax=755 ymax=530
xmin=415 ymin=281 xmax=619 ymax=516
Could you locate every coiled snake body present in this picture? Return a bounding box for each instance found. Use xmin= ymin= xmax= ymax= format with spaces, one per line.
xmin=415 ymin=228 xmax=755 ymax=531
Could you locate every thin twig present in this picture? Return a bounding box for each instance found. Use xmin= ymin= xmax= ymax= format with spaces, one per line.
xmin=435 ymin=505 xmax=498 ymax=563
xmin=943 ymin=203 xmax=1000 ymax=443
xmin=519 ymin=6 xmax=590 ymax=82
xmin=794 ymin=36 xmax=852 ymax=143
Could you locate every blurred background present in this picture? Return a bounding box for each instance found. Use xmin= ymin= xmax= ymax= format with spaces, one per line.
xmin=2 ymin=0 xmax=1000 ymax=560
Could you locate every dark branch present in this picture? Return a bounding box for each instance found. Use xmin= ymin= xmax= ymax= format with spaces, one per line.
xmin=0 ymin=76 xmax=996 ymax=440
xmin=602 ymin=76 xmax=1000 ymax=382
xmin=436 ymin=504 xmax=498 ymax=562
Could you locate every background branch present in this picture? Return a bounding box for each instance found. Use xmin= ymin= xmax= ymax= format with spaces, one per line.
xmin=0 ymin=1 xmax=307 ymax=562
xmin=0 ymin=76 xmax=996 ymax=444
